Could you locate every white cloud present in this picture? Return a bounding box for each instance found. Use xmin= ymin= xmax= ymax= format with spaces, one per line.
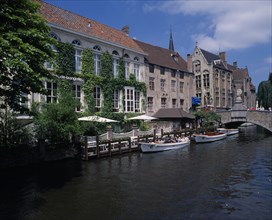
xmin=144 ymin=1 xmax=272 ymax=52
xmin=265 ymin=56 xmax=272 ymax=64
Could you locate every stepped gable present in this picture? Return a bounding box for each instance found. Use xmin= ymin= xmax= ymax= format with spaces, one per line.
xmin=39 ymin=1 xmax=144 ymax=54
xmin=135 ymin=40 xmax=188 ymax=72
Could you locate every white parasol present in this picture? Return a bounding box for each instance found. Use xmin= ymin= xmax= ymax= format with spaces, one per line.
xmin=127 ymin=114 xmax=157 ymax=121
xmin=78 ymin=116 xmax=118 ymax=123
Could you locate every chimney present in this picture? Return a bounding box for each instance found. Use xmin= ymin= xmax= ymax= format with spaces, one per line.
xmin=187 ymin=54 xmax=193 ymax=72
xmin=233 ymin=61 xmax=237 ymax=69
xmin=121 ymin=25 xmax=129 ymax=36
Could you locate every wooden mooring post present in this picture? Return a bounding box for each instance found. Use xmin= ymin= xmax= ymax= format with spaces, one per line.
xmin=84 ymin=136 xmax=88 ymax=161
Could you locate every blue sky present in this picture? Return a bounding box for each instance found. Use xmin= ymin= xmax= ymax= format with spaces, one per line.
xmin=44 ymin=0 xmax=272 ymax=89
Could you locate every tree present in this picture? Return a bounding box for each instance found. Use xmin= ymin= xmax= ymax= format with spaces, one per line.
xmin=194 ymin=108 xmax=221 ymax=131
xmin=0 ymin=0 xmax=55 ymax=111
xmin=257 ymin=72 xmax=272 ymax=109
xmin=32 ymin=80 xmax=80 ymax=146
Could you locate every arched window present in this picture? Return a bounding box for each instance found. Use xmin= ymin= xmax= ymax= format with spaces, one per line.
xmin=72 ymin=39 xmax=81 ymax=46
xmin=124 ymin=54 xmax=130 ymax=59
xmin=50 ymin=32 xmax=60 ymax=41
xmin=134 ymin=56 xmax=139 ymax=62
xmin=112 ymin=50 xmax=119 ymax=56
xmin=93 ymin=45 xmax=101 ymax=51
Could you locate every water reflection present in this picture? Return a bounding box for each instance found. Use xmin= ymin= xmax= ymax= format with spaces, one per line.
xmin=0 ymin=127 xmax=271 ymax=220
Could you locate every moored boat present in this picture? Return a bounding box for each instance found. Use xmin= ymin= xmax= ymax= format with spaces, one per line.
xmin=217 ymin=128 xmax=239 ymax=136
xmin=193 ymin=132 xmax=227 ymax=143
xmin=140 ymin=137 xmax=190 ymax=153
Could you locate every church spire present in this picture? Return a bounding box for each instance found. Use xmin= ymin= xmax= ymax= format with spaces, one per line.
xmin=169 ymin=30 xmax=174 ymax=51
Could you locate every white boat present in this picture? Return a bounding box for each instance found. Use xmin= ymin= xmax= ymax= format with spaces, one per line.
xmin=193 ymin=132 xmax=227 ymax=143
xmin=140 ymin=137 xmax=190 ymax=153
xmin=217 ymin=128 xmax=239 ymax=136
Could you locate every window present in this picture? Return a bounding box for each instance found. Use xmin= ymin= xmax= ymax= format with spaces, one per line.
xmin=74 ymin=49 xmax=82 ymax=72
xmin=203 ymin=71 xmax=210 ymax=88
xmin=124 ymin=87 xmax=134 ymax=112
xmin=179 ymin=72 xmax=184 ymax=79
xmin=72 ymin=39 xmax=81 ymax=46
xmin=113 ymin=58 xmax=119 ymax=78
xmin=135 ymin=90 xmax=140 ymax=112
xmin=112 ymin=50 xmax=119 ymax=56
xmin=196 ymin=75 xmax=201 ymax=89
xmin=160 ymin=67 xmax=165 ymax=75
xmin=46 ymin=81 xmax=57 ymax=103
xmin=73 ymin=84 xmax=81 ymax=111
xmin=160 ymin=79 xmax=166 ymax=92
xmin=149 ymin=64 xmax=154 ymax=73
xmin=148 ymin=97 xmax=154 ymax=112
xmin=93 ymin=45 xmax=101 ymax=51
xmin=149 ymin=77 xmax=155 ymax=90
xmin=124 ymin=54 xmax=130 ymax=59
xmin=179 ymin=81 xmax=184 ymax=93
xmin=171 ymin=69 xmax=176 ymax=77
xmin=161 ymin=98 xmax=167 ymax=108
xmin=113 ymin=89 xmax=119 ymax=112
xmin=172 ymin=99 xmax=177 ymax=108
xmin=94 ymin=86 xmax=101 ymax=111
xmin=180 ymin=99 xmax=184 ymax=109
xmin=94 ymin=54 xmax=101 ymax=75
xmin=50 ymin=32 xmax=60 ymax=41
xmin=125 ymin=61 xmax=130 ymax=79
xmin=20 ymin=93 xmax=29 ymax=109
xmin=134 ymin=63 xmax=140 ymax=81
xmin=194 ymin=60 xmax=201 ymax=73
xmin=171 ymin=80 xmax=176 ymax=92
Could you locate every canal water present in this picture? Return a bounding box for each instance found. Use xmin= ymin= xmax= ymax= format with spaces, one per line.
xmin=0 ymin=126 xmax=271 ymax=220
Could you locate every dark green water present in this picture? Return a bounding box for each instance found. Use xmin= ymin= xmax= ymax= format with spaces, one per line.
xmin=0 ymin=126 xmax=271 ymax=220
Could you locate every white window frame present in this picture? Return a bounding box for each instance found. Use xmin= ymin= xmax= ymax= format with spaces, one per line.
xmin=46 ymin=81 xmax=57 ymax=103
xmin=113 ymin=58 xmax=119 ymax=78
xmin=113 ymin=89 xmax=119 ymax=112
xmin=75 ymin=49 xmax=82 ymax=73
xmin=94 ymin=86 xmax=101 ymax=109
xmin=135 ymin=90 xmax=140 ymax=112
xmin=94 ymin=54 xmax=101 ymax=76
xmin=134 ymin=63 xmax=140 ymax=81
xmin=124 ymin=87 xmax=134 ymax=112
xmin=73 ymin=84 xmax=81 ymax=112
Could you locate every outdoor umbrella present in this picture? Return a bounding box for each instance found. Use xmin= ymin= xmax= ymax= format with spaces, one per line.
xmin=78 ymin=116 xmax=118 ymax=123
xmin=127 ymin=114 xmax=157 ymax=121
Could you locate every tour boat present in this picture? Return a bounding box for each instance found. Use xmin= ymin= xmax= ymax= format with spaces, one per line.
xmin=216 ymin=128 xmax=239 ymax=136
xmin=140 ymin=137 xmax=190 ymax=153
xmin=193 ymin=132 xmax=227 ymax=143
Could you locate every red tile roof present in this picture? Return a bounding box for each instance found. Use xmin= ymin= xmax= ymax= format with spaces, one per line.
xmin=135 ymin=40 xmax=188 ymax=72
xmin=39 ymin=1 xmax=144 ymax=54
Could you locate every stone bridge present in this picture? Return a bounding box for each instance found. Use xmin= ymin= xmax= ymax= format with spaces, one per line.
xmin=217 ymin=109 xmax=272 ymax=132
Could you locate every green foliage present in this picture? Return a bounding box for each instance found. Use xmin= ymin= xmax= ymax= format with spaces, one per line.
xmin=56 ymin=42 xmax=75 ymax=76
xmin=81 ymin=48 xmax=94 ymax=79
xmin=0 ymin=0 xmax=56 ymax=111
xmin=118 ymin=58 xmax=126 ymax=79
xmin=194 ymin=108 xmax=221 ymax=131
xmin=257 ymin=73 xmax=272 ymax=109
xmin=100 ymin=51 xmax=113 ymax=78
xmin=33 ymin=80 xmax=80 ymax=146
xmin=0 ymin=109 xmax=33 ymax=147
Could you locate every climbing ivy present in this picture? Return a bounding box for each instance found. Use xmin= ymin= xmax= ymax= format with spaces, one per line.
xmin=56 ymin=42 xmax=75 ymax=76
xmin=79 ymin=48 xmax=147 ymax=117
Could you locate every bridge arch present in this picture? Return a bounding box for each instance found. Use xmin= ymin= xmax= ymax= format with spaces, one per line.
xmin=217 ymin=110 xmax=272 ymax=132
